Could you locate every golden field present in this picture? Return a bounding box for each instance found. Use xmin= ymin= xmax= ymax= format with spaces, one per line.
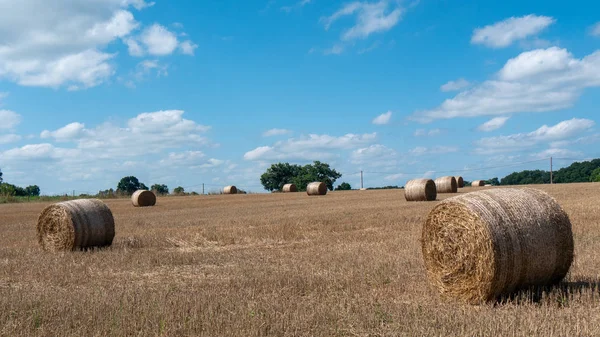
xmin=1 ymin=183 xmax=600 ymax=336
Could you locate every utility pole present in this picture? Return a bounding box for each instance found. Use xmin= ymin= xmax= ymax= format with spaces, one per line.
xmin=360 ymin=171 xmax=364 ymax=189
xmin=202 ymin=183 xmax=205 ymax=195
xmin=550 ymin=157 xmax=553 ymax=184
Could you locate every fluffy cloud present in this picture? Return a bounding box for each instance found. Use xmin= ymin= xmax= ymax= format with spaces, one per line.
xmin=477 ymin=116 xmax=510 ymax=132
xmin=41 ymin=122 xmax=86 ymax=141
xmin=0 ymin=110 xmax=21 ymax=129
xmin=471 ymin=14 xmax=555 ymax=48
xmin=321 ymin=1 xmax=403 ymax=41
xmin=590 ymin=22 xmax=600 ymax=37
xmin=140 ymin=24 xmax=179 ymax=55
xmin=3 ymin=143 xmax=81 ymax=161
xmin=372 ymin=111 xmax=392 ymax=125
xmin=159 ymin=151 xmax=223 ymax=169
xmin=475 ymin=118 xmax=595 ymax=154
xmin=0 ymin=134 xmax=21 ymax=145
xmin=409 ymin=146 xmax=459 ymax=156
xmin=440 ymin=78 xmax=471 ymax=92
xmin=414 ymin=128 xmax=441 ymax=137
xmin=263 ymin=128 xmax=292 ymax=137
xmin=412 ymin=47 xmax=600 ymax=122
xmin=350 ymin=144 xmax=397 ymax=164
xmin=244 ymin=133 xmax=377 ymax=161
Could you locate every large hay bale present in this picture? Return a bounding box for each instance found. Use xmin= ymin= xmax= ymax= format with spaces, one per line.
xmin=455 ymin=176 xmax=464 ymax=188
xmin=37 ymin=199 xmax=116 ymax=252
xmin=307 ymin=182 xmax=327 ymax=196
xmin=224 ymin=186 xmax=237 ymax=194
xmin=472 ymin=180 xmax=485 ymax=187
xmin=131 ymin=190 xmax=156 ymax=207
xmin=404 ymin=179 xmax=437 ymax=201
xmin=282 ymin=184 xmax=298 ymax=193
xmin=421 ymin=188 xmax=573 ymax=304
xmin=434 ymin=176 xmax=457 ymax=194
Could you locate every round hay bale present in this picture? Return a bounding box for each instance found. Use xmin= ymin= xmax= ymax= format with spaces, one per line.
xmin=472 ymin=180 xmax=485 ymax=187
xmin=421 ymin=188 xmax=573 ymax=304
xmin=37 ymin=199 xmax=116 ymax=252
xmin=404 ymin=179 xmax=437 ymax=201
xmin=455 ymin=176 xmax=464 ymax=188
xmin=307 ymin=182 xmax=327 ymax=196
xmin=131 ymin=190 xmax=156 ymax=207
xmin=434 ymin=176 xmax=457 ymax=194
xmin=282 ymin=184 xmax=298 ymax=193
xmin=224 ymin=185 xmax=237 ymax=194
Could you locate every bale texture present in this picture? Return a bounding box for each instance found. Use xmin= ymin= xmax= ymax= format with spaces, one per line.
xmin=224 ymin=186 xmax=238 ymax=194
xmin=421 ymin=188 xmax=574 ymax=304
xmin=37 ymin=199 xmax=115 ymax=252
xmin=455 ymin=176 xmax=464 ymax=188
xmin=282 ymin=184 xmax=298 ymax=193
xmin=131 ymin=190 xmax=156 ymax=207
xmin=404 ymin=179 xmax=437 ymax=201
xmin=472 ymin=180 xmax=485 ymax=187
xmin=307 ymin=182 xmax=327 ymax=196
xmin=435 ymin=176 xmax=458 ymax=194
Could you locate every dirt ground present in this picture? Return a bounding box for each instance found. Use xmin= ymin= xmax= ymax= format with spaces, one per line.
xmin=1 ymin=184 xmax=599 ymax=336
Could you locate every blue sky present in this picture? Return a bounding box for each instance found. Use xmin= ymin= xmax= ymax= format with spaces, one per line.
xmin=1 ymin=0 xmax=600 ymax=194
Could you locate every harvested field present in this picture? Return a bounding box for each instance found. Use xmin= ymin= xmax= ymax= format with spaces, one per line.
xmin=1 ymin=183 xmax=600 ymax=336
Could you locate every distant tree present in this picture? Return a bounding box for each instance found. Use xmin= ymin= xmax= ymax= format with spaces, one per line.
xmin=486 ymin=177 xmax=500 ymax=186
xmin=25 ymin=185 xmax=40 ymax=196
xmin=260 ymin=163 xmax=303 ymax=192
xmin=117 ymin=176 xmax=146 ymax=195
xmin=0 ymin=183 xmax=15 ymax=196
xmin=291 ymin=161 xmax=342 ymax=191
xmin=151 ymin=184 xmax=169 ymax=195
xmin=590 ymin=168 xmax=600 ymax=182
xmin=0 ymin=168 xmax=3 ymax=183
xmin=173 ymin=186 xmax=185 ymax=195
xmin=335 ymin=182 xmax=352 ymax=191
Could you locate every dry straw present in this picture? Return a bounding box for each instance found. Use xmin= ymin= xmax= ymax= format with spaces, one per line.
xmin=282 ymin=184 xmax=298 ymax=193
xmin=307 ymin=182 xmax=327 ymax=196
xmin=421 ymin=188 xmax=574 ymax=304
xmin=455 ymin=176 xmax=464 ymax=188
xmin=131 ymin=190 xmax=156 ymax=207
xmin=404 ymin=179 xmax=437 ymax=201
xmin=37 ymin=199 xmax=116 ymax=252
xmin=472 ymin=180 xmax=485 ymax=187
xmin=224 ymin=186 xmax=238 ymax=194
xmin=435 ymin=176 xmax=458 ymax=194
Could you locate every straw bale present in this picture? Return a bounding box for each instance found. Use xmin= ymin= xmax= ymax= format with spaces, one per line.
xmin=472 ymin=180 xmax=485 ymax=187
xmin=131 ymin=190 xmax=156 ymax=207
xmin=404 ymin=179 xmax=437 ymax=201
xmin=224 ymin=186 xmax=238 ymax=194
xmin=307 ymin=182 xmax=327 ymax=196
xmin=435 ymin=176 xmax=458 ymax=193
xmin=282 ymin=184 xmax=298 ymax=193
xmin=455 ymin=176 xmax=464 ymax=188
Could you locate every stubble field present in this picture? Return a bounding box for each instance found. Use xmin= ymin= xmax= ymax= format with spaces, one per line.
xmin=1 ymin=183 xmax=600 ymax=336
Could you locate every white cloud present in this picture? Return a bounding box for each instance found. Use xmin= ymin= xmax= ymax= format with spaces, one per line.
xmin=414 ymin=128 xmax=441 ymax=137
xmin=324 ymin=44 xmax=344 ymax=55
xmin=179 ymin=40 xmax=198 ymax=55
xmin=350 ymin=144 xmax=397 ymax=165
xmin=0 ymin=134 xmax=21 ymax=145
xmin=3 ymin=143 xmax=80 ymax=161
xmin=263 ymin=128 xmax=292 ymax=137
xmin=372 ymin=111 xmax=392 ymax=125
xmin=125 ymin=38 xmax=145 ymax=56
xmin=530 ymin=148 xmax=583 ymax=160
xmin=141 ymin=24 xmax=179 ymax=56
xmin=412 ymin=47 xmax=600 ymax=122
xmin=409 ymin=146 xmax=458 ymax=156
xmin=590 ymin=22 xmax=600 ymax=37
xmin=244 ymin=133 xmax=377 ymax=161
xmin=477 ymin=116 xmax=510 ymax=132
xmin=160 ymin=151 xmax=205 ymax=166
xmin=0 ymin=110 xmax=21 ymax=129
xmin=321 ymin=1 xmax=403 ymax=41
xmin=471 ymin=14 xmax=555 ymax=48
xmin=475 ymin=118 xmax=595 ymax=154
xmin=41 ymin=122 xmax=86 ymax=141
xmin=441 ymin=78 xmax=471 ymax=92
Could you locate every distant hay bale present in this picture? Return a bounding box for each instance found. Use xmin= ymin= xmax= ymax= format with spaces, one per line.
xmin=224 ymin=186 xmax=238 ymax=194
xmin=455 ymin=176 xmax=464 ymax=188
xmin=472 ymin=180 xmax=485 ymax=187
xmin=421 ymin=188 xmax=574 ymax=304
xmin=360 ymin=188 xmax=368 ymax=191
xmin=307 ymin=182 xmax=327 ymax=196
xmin=131 ymin=190 xmax=156 ymax=207
xmin=404 ymin=179 xmax=437 ymax=201
xmin=282 ymin=184 xmax=298 ymax=193
xmin=435 ymin=176 xmax=457 ymax=194
xmin=37 ymin=199 xmax=115 ymax=252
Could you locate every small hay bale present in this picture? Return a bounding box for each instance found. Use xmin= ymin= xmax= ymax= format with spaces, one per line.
xmin=282 ymin=184 xmax=298 ymax=193
xmin=404 ymin=179 xmax=437 ymax=201
xmin=131 ymin=190 xmax=156 ymax=207
xmin=421 ymin=188 xmax=574 ymax=304
xmin=37 ymin=199 xmax=115 ymax=252
xmin=472 ymin=180 xmax=485 ymax=187
xmin=455 ymin=176 xmax=464 ymax=188
xmin=307 ymin=182 xmax=327 ymax=196
xmin=224 ymin=186 xmax=238 ymax=194
xmin=434 ymin=176 xmax=457 ymax=194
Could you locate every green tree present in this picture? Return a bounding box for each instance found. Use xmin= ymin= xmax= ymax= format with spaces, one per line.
xmin=25 ymin=185 xmax=40 ymax=196
xmin=335 ymin=182 xmax=352 ymax=190
xmin=590 ymin=167 xmax=600 ymax=182
xmin=151 ymin=184 xmax=169 ymax=195
xmin=486 ymin=177 xmax=500 ymax=186
xmin=117 ymin=176 xmax=146 ymax=195
xmin=0 ymin=183 xmax=15 ymax=196
xmin=260 ymin=161 xmax=342 ymax=192
xmin=300 ymin=161 xmax=342 ymax=191
xmin=0 ymin=168 xmax=3 ymax=183
xmin=173 ymin=186 xmax=185 ymax=195
xmin=260 ymin=163 xmax=303 ymax=191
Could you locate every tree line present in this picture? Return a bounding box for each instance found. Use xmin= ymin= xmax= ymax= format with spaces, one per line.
xmin=484 ymin=159 xmax=600 ymax=186
xmin=260 ymin=161 xmax=351 ymax=192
